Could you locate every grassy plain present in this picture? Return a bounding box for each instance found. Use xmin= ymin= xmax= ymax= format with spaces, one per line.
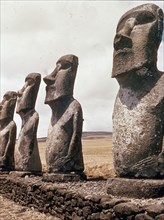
xmin=38 ymin=132 xmax=115 ymax=179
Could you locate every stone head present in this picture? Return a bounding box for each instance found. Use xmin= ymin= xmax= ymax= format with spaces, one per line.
xmin=0 ymin=91 xmax=17 ymax=121
xmin=112 ymin=3 xmax=163 ymax=78
xmin=16 ymin=73 xmax=41 ymax=114
xmin=43 ymin=54 xmax=78 ymax=105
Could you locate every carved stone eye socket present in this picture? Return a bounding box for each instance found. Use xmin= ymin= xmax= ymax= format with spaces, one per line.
xmin=58 ymin=61 xmax=71 ymax=70
xmin=13 ymin=94 xmax=17 ymax=99
xmin=136 ymin=11 xmax=155 ymax=25
xmin=62 ymin=62 xmax=71 ymax=70
xmin=26 ymin=78 xmax=34 ymax=86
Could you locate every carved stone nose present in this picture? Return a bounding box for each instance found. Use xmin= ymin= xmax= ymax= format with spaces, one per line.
xmin=17 ymin=90 xmax=23 ymax=97
xmin=114 ymin=34 xmax=133 ymax=51
xmin=43 ymin=75 xmax=55 ymax=86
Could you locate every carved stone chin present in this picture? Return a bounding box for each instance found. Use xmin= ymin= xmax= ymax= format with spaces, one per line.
xmin=0 ymin=91 xmax=17 ymax=171
xmin=112 ymin=4 xmax=164 ymax=178
xmin=44 ymin=55 xmax=84 ymax=174
xmin=15 ymin=73 xmax=42 ymax=172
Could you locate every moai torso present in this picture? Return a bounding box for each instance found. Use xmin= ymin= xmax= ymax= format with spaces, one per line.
xmin=43 ymin=55 xmax=84 ymax=173
xmin=15 ymin=73 xmax=42 ymax=172
xmin=0 ymin=91 xmax=17 ymax=171
xmin=112 ymin=4 xmax=164 ymax=178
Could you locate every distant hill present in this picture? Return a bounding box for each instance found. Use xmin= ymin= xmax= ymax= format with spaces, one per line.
xmin=38 ymin=131 xmax=112 ymax=142
xmin=82 ymin=131 xmax=112 ymax=139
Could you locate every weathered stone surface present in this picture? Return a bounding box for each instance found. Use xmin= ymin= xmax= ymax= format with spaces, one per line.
xmin=9 ymin=171 xmax=42 ymax=178
xmin=72 ymin=212 xmax=82 ymax=220
xmin=15 ymin=73 xmax=42 ymax=172
xmin=112 ymin=3 xmax=164 ymax=178
xmin=0 ymin=91 xmax=17 ymax=171
xmin=144 ymin=204 xmax=164 ymax=216
xmin=114 ymin=202 xmax=140 ymax=216
xmin=135 ymin=213 xmax=154 ymax=220
xmin=89 ymin=212 xmax=100 ymax=220
xmin=43 ymin=172 xmax=86 ymax=182
xmin=43 ymin=54 xmax=84 ymax=174
xmin=155 ymin=214 xmax=164 ymax=220
xmin=82 ymin=206 xmax=92 ymax=218
xmin=101 ymin=197 xmax=128 ymax=208
xmin=107 ymin=178 xmax=164 ymax=198
xmin=100 ymin=211 xmax=113 ymax=220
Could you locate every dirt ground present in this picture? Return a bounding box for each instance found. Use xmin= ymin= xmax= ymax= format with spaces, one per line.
xmin=0 ymin=195 xmax=60 ymax=220
xmin=0 ymin=132 xmax=114 ymax=219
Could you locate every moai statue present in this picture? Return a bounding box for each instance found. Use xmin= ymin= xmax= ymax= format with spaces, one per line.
xmin=15 ymin=73 xmax=42 ymax=172
xmin=43 ymin=54 xmax=84 ymax=176
xmin=0 ymin=91 xmax=17 ymax=171
xmin=112 ymin=4 xmax=164 ymax=178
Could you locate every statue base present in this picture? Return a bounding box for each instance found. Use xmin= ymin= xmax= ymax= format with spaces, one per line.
xmin=42 ymin=172 xmax=86 ymax=182
xmin=9 ymin=171 xmax=42 ymax=178
xmin=107 ymin=178 xmax=164 ymax=199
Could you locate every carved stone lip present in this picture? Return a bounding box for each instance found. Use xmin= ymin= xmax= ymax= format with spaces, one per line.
xmin=114 ymin=48 xmax=132 ymax=56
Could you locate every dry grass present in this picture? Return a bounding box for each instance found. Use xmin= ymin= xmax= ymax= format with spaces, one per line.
xmin=38 ymin=133 xmax=115 ymax=179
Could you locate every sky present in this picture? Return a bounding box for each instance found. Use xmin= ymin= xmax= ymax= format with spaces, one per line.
xmin=1 ymin=0 xmax=164 ymax=137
